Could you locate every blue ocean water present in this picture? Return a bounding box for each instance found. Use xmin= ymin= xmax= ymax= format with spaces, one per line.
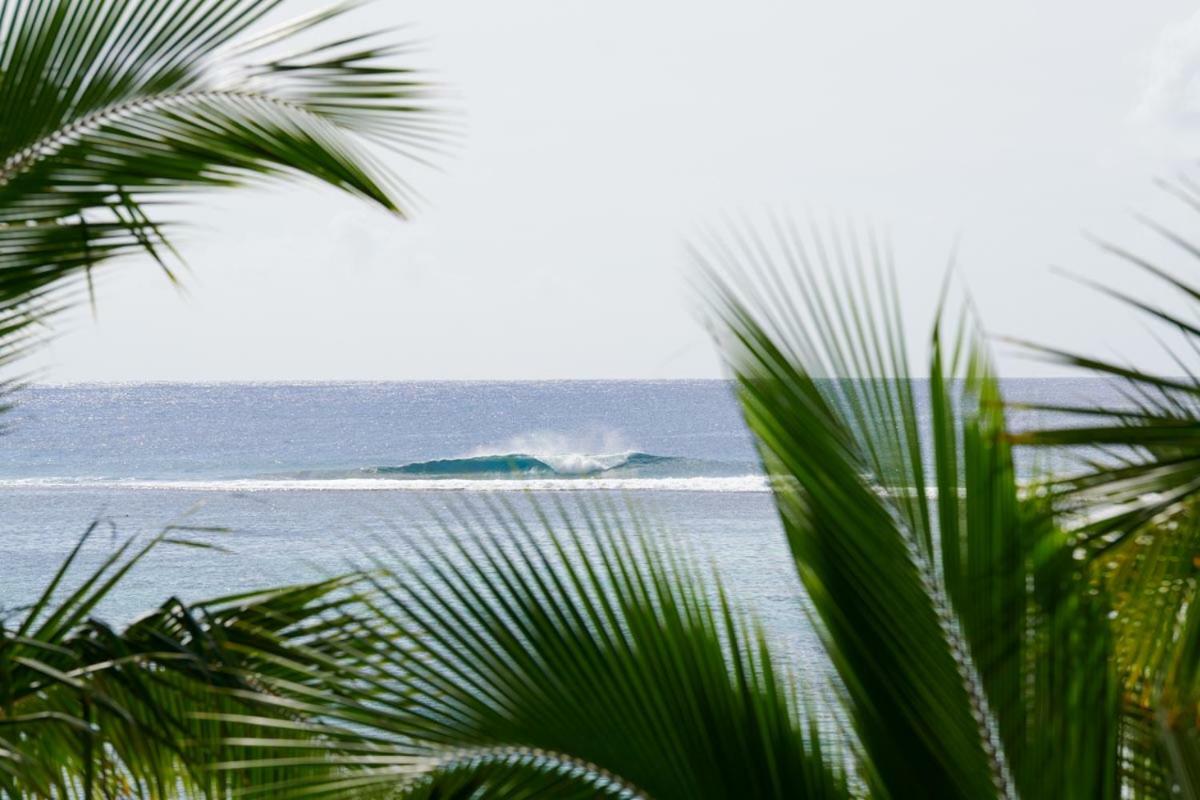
xmin=0 ymin=379 xmax=1103 ymax=658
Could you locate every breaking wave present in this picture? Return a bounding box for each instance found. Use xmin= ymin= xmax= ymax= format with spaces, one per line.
xmin=0 ymin=451 xmax=766 ymax=492
xmin=372 ymin=451 xmax=674 ymax=477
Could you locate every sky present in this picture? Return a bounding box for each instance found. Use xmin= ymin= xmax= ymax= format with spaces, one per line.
xmin=25 ymin=0 xmax=1200 ymax=381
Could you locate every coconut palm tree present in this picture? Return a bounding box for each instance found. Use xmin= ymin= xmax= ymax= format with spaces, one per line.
xmin=201 ymin=219 xmax=1192 ymax=798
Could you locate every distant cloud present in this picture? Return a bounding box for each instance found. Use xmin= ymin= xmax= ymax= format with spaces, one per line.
xmin=1134 ymin=8 xmax=1200 ymax=146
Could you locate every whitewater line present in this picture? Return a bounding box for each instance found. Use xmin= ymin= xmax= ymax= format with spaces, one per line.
xmin=0 ymin=476 xmax=772 ymax=493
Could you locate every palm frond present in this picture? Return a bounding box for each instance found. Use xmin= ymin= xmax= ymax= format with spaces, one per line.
xmin=697 ymin=215 xmax=1125 ymax=800
xmin=0 ymin=521 xmax=379 ymax=798
xmin=1005 ymin=178 xmax=1200 ymax=794
xmin=0 ymin=0 xmax=445 ymax=369
xmin=216 ymin=497 xmax=851 ymax=800
xmin=697 ymin=216 xmax=1011 ymax=799
xmin=1010 ymin=180 xmax=1200 ymax=546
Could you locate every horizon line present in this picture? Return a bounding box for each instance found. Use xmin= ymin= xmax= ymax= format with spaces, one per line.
xmin=22 ymin=375 xmax=1122 ymax=387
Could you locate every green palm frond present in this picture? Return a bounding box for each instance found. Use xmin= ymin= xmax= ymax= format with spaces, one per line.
xmin=216 ymin=498 xmax=851 ymax=799
xmin=0 ymin=521 xmax=380 ymax=798
xmin=1009 ymin=180 xmax=1200 ymax=546
xmin=696 ymin=215 xmax=1124 ymax=800
xmin=0 ymin=0 xmax=444 ymax=367
xmin=392 ymin=751 xmax=645 ymax=800
xmin=1085 ymin=508 xmax=1200 ymax=798
xmin=1005 ymin=180 xmax=1200 ymax=794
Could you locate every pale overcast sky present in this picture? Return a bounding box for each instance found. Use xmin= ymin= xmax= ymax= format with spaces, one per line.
xmin=25 ymin=0 xmax=1200 ymax=381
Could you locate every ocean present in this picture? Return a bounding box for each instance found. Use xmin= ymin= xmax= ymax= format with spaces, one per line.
xmin=0 ymin=379 xmax=1100 ymax=661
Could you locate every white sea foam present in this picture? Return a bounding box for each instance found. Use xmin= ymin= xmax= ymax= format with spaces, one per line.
xmin=467 ymin=432 xmax=639 ymax=470
xmin=0 ymin=475 xmax=770 ymax=493
xmin=535 ymin=451 xmax=639 ymax=474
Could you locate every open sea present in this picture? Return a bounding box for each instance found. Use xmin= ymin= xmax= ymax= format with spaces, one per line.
xmin=0 ymin=379 xmax=1102 ymax=663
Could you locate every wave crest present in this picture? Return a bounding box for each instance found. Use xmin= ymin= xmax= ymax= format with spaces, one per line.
xmin=0 ymin=450 xmax=762 ymax=492
xmin=374 ymin=451 xmax=672 ymax=478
